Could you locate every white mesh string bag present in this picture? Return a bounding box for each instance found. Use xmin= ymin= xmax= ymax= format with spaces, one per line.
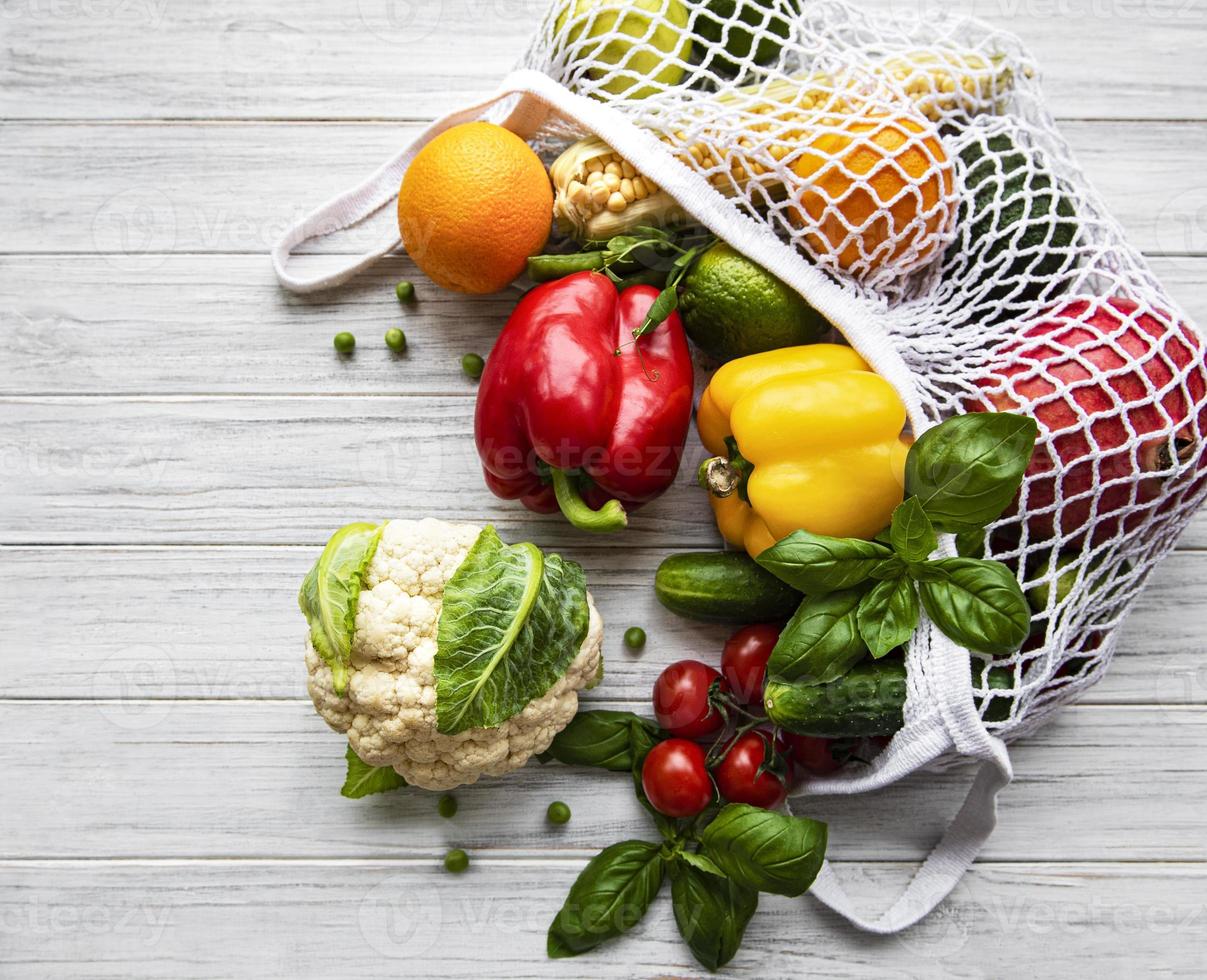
xmin=272 ymin=0 xmax=1207 ymax=933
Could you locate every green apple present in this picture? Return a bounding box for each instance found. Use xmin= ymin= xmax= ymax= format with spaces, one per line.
xmin=554 ymin=0 xmax=693 ymax=100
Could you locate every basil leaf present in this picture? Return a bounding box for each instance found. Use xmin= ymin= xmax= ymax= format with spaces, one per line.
xmin=436 ymin=526 xmax=588 ymax=735
xmin=917 ymin=558 xmax=1031 ymax=655
xmin=768 ymin=590 xmax=869 ymax=684
xmin=298 ymin=521 xmax=383 ymax=696
xmin=955 ymin=528 xmax=987 ymax=558
xmin=542 ymin=711 xmax=663 ymax=771
xmin=905 ymin=413 xmax=1038 ymax=532
xmin=889 ymin=497 xmax=938 ymax=562
xmin=756 ymin=530 xmax=893 ymax=594
xmin=340 ymin=744 xmax=406 ymax=799
xmin=679 ymin=850 xmax=725 ymax=877
xmin=856 ymin=577 xmax=920 ymax=658
xmin=869 ymin=555 xmax=907 ymax=580
xmin=547 ymin=840 xmax=665 ymax=957
xmin=670 ymin=862 xmax=758 ymax=972
xmin=700 ymin=804 xmax=828 ymax=897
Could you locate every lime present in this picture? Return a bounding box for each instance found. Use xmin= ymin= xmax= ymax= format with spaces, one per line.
xmin=555 ymin=0 xmax=692 ymax=100
xmin=694 ymin=0 xmax=793 ymax=77
xmin=679 ymin=243 xmax=829 ymax=361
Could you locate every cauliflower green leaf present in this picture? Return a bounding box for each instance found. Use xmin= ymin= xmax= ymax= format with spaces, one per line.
xmin=298 ymin=521 xmax=383 ymax=696
xmin=436 ymin=526 xmax=589 ymax=735
xmin=341 ymin=744 xmax=407 ymax=799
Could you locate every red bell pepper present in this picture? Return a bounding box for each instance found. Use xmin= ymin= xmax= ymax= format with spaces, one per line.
xmin=474 ymin=271 xmax=694 ymax=532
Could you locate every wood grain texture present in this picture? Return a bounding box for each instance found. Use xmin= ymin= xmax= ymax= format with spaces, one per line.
xmin=4 ymin=253 xmax=1207 ymax=397
xmin=0 ymin=394 xmax=720 ymax=546
xmin=0 ymin=544 xmax=1202 ymax=704
xmin=1 ymin=701 xmax=1203 ymax=862
xmin=1 ymin=860 xmax=1204 ymax=979
xmin=2 ymin=0 xmax=1205 ymax=121
xmin=6 ymin=393 xmax=1207 ymax=548
xmin=1 ymin=120 xmax=1205 ymax=256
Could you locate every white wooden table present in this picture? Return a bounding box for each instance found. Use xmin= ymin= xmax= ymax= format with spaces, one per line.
xmin=2 ymin=1 xmax=1205 ymax=976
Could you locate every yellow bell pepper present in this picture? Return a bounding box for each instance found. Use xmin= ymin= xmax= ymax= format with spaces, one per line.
xmin=697 ymin=344 xmax=910 ymax=557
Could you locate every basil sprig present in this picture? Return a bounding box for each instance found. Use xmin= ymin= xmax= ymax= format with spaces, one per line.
xmin=757 ymin=412 xmax=1037 ymax=672
xmin=544 ymin=712 xmax=829 ymax=971
xmin=547 ymin=802 xmax=827 ymax=970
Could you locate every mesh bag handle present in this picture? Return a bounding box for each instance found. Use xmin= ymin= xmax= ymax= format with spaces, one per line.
xmin=809 ymin=754 xmax=1011 ymax=932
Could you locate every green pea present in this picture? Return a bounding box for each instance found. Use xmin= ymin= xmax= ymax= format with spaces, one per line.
xmin=395 ymin=280 xmax=415 ymax=302
xmin=461 ymin=353 xmax=485 ymax=381
xmin=444 ymin=848 xmax=469 ymax=874
xmin=385 ymin=327 xmax=407 ymax=353
xmin=437 ymin=794 xmax=457 ymax=819
xmin=623 ymin=626 xmax=647 ymax=650
xmin=333 ymin=331 xmax=356 ymax=354
xmin=546 ymin=801 xmax=571 ymax=825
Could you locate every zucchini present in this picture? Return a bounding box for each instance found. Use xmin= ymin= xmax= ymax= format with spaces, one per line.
xmin=654 ymin=551 xmax=802 ymax=624
xmin=766 ymin=659 xmax=1014 ymax=737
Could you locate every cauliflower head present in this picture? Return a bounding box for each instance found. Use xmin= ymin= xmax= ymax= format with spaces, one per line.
xmin=306 ymin=518 xmax=603 ymax=790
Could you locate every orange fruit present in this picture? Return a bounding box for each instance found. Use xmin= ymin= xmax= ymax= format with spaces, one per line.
xmin=787 ymin=107 xmax=954 ymax=277
xmin=397 ymin=122 xmax=553 ymax=294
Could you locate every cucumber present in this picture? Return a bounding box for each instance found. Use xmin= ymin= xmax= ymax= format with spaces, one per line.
xmin=766 ymin=659 xmax=1014 ymax=737
xmin=654 ymin=551 xmax=802 ymax=624
xmin=765 ymin=660 xmax=907 ymax=738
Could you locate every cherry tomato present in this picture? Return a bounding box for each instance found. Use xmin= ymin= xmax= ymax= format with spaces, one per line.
xmin=641 ymin=738 xmax=714 ymax=818
xmin=777 ymin=733 xmax=843 ymax=776
xmin=720 ymin=623 xmax=780 ymax=704
xmin=712 ymin=731 xmax=788 ymax=809
xmin=652 ymin=660 xmax=726 ymax=738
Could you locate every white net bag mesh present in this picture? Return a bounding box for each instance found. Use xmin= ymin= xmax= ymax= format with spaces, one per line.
xmin=271 ymin=0 xmax=1207 ymax=932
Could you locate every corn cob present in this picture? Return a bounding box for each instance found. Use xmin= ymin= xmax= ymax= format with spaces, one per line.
xmin=550 ymin=139 xmax=686 ymax=241
xmin=878 ymin=49 xmax=1024 ymax=123
xmin=550 ymin=47 xmax=1020 ymax=241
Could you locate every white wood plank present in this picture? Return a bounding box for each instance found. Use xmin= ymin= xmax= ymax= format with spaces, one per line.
xmin=1 ymin=120 xmax=1205 ymax=256
xmin=0 ymin=544 xmax=1202 ymax=704
xmin=6 ymin=393 xmax=1207 ymax=548
xmin=1 ymin=701 xmax=1203 ymax=862
xmin=2 ymin=0 xmax=1204 ymax=121
xmin=0 ymin=394 xmax=722 ymax=546
xmin=4 ymin=253 xmax=1207 ymax=397
xmin=1 ymin=859 xmax=1203 ymax=978
xmin=0 ymin=254 xmax=517 ymax=396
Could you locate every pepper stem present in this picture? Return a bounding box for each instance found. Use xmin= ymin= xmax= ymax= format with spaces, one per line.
xmin=698 ymin=456 xmax=741 ymax=498
xmin=550 ymin=468 xmax=628 ymax=533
